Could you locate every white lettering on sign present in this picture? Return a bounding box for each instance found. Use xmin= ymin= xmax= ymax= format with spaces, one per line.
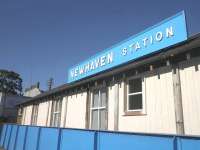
xmin=70 ymin=52 xmax=114 ymax=78
xmin=166 ymin=26 xmax=174 ymax=38
xmin=68 ymin=11 xmax=188 ymax=83
xmin=71 ymin=26 xmax=174 ymax=79
xmin=121 ymin=26 xmax=174 ymax=56
xmin=155 ymin=32 xmax=163 ymax=41
xmin=142 ymin=37 xmax=148 ymax=47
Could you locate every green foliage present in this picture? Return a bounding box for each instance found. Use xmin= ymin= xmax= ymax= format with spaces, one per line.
xmin=0 ymin=117 xmax=7 ymax=123
xmin=0 ymin=70 xmax=22 ymax=95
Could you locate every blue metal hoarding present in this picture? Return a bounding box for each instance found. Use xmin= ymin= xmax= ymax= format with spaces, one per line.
xmin=67 ymin=11 xmax=187 ymax=83
xmin=0 ymin=124 xmax=200 ymax=150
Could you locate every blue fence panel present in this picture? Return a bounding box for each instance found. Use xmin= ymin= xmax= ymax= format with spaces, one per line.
xmin=97 ymin=132 xmax=174 ymax=150
xmin=38 ymin=127 xmax=59 ymax=150
xmin=1 ymin=124 xmax=200 ymax=150
xmin=0 ymin=124 xmax=3 ymax=140
xmin=60 ymin=129 xmax=95 ymax=150
xmin=8 ymin=125 xmax=18 ymax=150
xmin=15 ymin=126 xmax=27 ymax=150
xmin=4 ymin=124 xmax=12 ymax=149
xmin=25 ymin=126 xmax=40 ymax=150
xmin=177 ymin=137 xmax=200 ymax=150
xmin=0 ymin=124 xmax=7 ymax=146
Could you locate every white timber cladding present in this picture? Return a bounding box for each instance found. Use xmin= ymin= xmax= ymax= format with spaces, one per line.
xmin=60 ymin=97 xmax=68 ymax=128
xmin=37 ymin=101 xmax=49 ymax=126
xmin=19 ymin=56 xmax=200 ymax=135
xmin=46 ymin=101 xmax=53 ymax=126
xmin=21 ymin=107 xmax=26 ymax=124
xmin=65 ymin=92 xmax=87 ymax=128
xmin=107 ymin=85 xmax=115 ymax=130
xmin=179 ymin=57 xmax=200 ymax=135
xmin=23 ymin=105 xmax=33 ymax=125
xmin=118 ymin=67 xmax=177 ymax=134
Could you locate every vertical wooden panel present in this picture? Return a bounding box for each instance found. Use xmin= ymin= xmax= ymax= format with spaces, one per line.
xmin=24 ymin=105 xmax=33 ymax=125
xmin=66 ymin=92 xmax=87 ymax=128
xmin=172 ymin=66 xmax=185 ymax=135
xmin=37 ymin=101 xmax=49 ymax=126
xmin=179 ymin=57 xmax=200 ymax=135
xmin=107 ymin=85 xmax=115 ymax=130
xmin=85 ymin=89 xmax=90 ymax=129
xmin=118 ymin=67 xmax=176 ymax=134
xmin=60 ymin=97 xmax=68 ymax=128
xmin=114 ymin=83 xmax=119 ymax=131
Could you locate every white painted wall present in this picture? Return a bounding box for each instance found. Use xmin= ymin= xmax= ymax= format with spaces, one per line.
xmin=46 ymin=101 xmax=52 ymax=126
xmin=179 ymin=58 xmax=200 ymax=135
xmin=107 ymin=85 xmax=115 ymax=130
xmin=65 ymin=92 xmax=87 ymax=129
xmin=19 ymin=58 xmax=200 ymax=135
xmin=23 ymin=105 xmax=33 ymax=125
xmin=60 ymin=97 xmax=68 ymax=127
xmin=37 ymin=101 xmax=50 ymax=126
xmin=118 ymin=68 xmax=177 ymax=134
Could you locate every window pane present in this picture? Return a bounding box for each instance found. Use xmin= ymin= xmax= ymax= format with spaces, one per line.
xmin=93 ymin=90 xmax=99 ymax=107
xmin=59 ymin=100 xmax=62 ymax=111
xmin=128 ymin=78 xmax=142 ymax=93
xmin=56 ymin=100 xmax=60 ymax=111
xmin=31 ymin=105 xmax=38 ymax=125
xmin=54 ymin=114 xmax=57 ymax=127
xmin=91 ymin=110 xmax=98 ymax=130
xmin=52 ymin=101 xmax=56 ymax=112
xmin=51 ymin=100 xmax=61 ymax=127
xmin=100 ymin=88 xmax=106 ymax=107
xmin=100 ymin=109 xmax=107 ymax=130
xmin=56 ymin=100 xmax=61 ymax=112
xmin=55 ymin=114 xmax=60 ymax=127
xmin=129 ymin=94 xmax=142 ymax=110
xmin=55 ymin=101 xmax=58 ymax=111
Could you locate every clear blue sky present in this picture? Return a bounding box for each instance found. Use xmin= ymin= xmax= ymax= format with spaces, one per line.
xmin=0 ymin=0 xmax=199 ymax=91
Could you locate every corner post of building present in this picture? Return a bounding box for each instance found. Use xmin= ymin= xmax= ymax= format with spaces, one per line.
xmin=114 ymin=79 xmax=119 ymax=131
xmin=85 ymin=84 xmax=91 ymax=129
xmin=46 ymin=99 xmax=51 ymax=126
xmin=172 ymin=64 xmax=185 ymax=135
xmin=63 ymin=95 xmax=68 ymax=128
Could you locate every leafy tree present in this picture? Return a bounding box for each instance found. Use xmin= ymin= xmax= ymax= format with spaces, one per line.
xmin=0 ymin=70 xmax=22 ymax=95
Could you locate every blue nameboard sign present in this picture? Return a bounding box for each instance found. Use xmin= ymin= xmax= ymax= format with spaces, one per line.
xmin=67 ymin=11 xmax=187 ymax=83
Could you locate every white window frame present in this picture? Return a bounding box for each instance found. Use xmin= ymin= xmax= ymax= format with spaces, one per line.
xmin=18 ymin=107 xmax=23 ymax=124
xmin=126 ymin=76 xmax=146 ymax=114
xmin=90 ymin=88 xmax=107 ymax=130
xmin=50 ymin=98 xmax=62 ymax=127
xmin=31 ymin=104 xmax=39 ymax=125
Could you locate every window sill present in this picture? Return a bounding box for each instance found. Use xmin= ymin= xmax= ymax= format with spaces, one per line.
xmin=123 ymin=111 xmax=147 ymax=116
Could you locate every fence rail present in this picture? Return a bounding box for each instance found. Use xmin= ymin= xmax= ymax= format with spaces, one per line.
xmin=0 ymin=124 xmax=200 ymax=150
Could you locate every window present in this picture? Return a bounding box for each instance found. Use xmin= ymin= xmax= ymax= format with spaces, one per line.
xmin=18 ymin=107 xmax=23 ymax=116
xmin=125 ymin=77 xmax=145 ymax=115
xmin=17 ymin=107 xmax=23 ymax=124
xmin=31 ymin=104 xmax=39 ymax=125
xmin=90 ymin=88 xmax=107 ymax=130
xmin=50 ymin=99 xmax=62 ymax=127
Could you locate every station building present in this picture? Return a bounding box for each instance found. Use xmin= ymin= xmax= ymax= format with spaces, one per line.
xmin=17 ymin=12 xmax=200 ymax=136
